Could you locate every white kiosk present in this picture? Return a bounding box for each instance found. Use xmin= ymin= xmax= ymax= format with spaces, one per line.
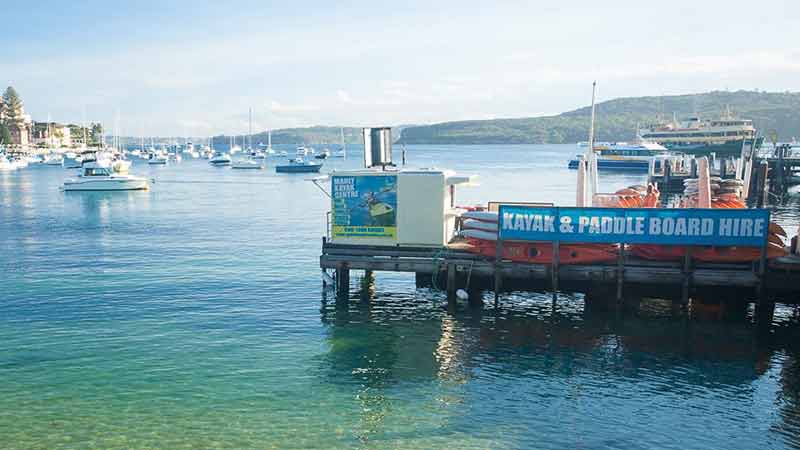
xmin=329 ymin=128 xmax=473 ymax=247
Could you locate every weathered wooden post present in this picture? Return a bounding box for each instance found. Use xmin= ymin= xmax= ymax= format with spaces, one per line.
xmin=680 ymin=247 xmax=692 ymax=309
xmin=552 ymin=240 xmax=560 ymax=303
xmin=616 ymin=243 xmax=625 ymax=308
xmin=757 ymin=161 xmax=769 ymax=208
xmin=446 ymin=263 xmax=456 ymax=307
xmin=756 ymin=210 xmax=772 ymax=330
xmin=336 ymin=262 xmax=350 ymax=298
xmin=494 ymin=232 xmax=503 ymax=305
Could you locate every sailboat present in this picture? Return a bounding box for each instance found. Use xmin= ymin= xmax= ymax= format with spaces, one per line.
xmin=230 ymin=135 xmax=242 ymax=154
xmin=332 ymin=128 xmax=346 ymax=158
xmin=265 ymin=129 xmax=276 ymax=155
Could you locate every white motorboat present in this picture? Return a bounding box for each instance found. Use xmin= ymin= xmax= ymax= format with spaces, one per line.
xmin=148 ymin=152 xmax=168 ymax=165
xmin=63 ymin=160 xmax=149 ymax=191
xmin=296 ymin=146 xmax=309 ymax=157
xmin=0 ymin=155 xmax=16 ymax=171
xmin=209 ymin=152 xmax=232 ymax=166
xmin=231 ymin=157 xmax=263 ymax=169
xmin=277 ymin=150 xmax=289 ymax=157
xmin=44 ymin=154 xmax=64 ymax=166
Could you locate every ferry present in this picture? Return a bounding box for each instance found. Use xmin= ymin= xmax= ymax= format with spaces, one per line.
xmin=568 ymin=141 xmax=668 ymax=172
xmin=639 ymin=111 xmax=763 ymax=157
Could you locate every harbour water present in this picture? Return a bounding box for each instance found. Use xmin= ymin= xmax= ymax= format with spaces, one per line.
xmin=2 ymin=144 xmax=800 ymax=449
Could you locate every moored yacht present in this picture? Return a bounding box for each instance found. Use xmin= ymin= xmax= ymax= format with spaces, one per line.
xmin=275 ymin=156 xmax=322 ymax=173
xmin=209 ymin=151 xmax=232 ymax=166
xmin=0 ymin=155 xmax=16 ymax=171
xmin=148 ymin=151 xmax=168 ymax=165
xmin=63 ymin=160 xmax=149 ymax=191
xmin=231 ymin=157 xmax=263 ymax=169
xmin=44 ymin=154 xmax=64 ymax=166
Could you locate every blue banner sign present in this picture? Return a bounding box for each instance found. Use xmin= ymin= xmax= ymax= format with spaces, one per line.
xmin=498 ymin=206 xmax=770 ymax=247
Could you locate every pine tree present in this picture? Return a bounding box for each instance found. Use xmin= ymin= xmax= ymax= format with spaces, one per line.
xmin=2 ymin=86 xmax=23 ymax=122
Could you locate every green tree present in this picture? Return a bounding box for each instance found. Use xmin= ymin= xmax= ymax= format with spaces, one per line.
xmin=90 ymin=123 xmax=103 ymax=145
xmin=2 ymin=86 xmax=23 ymax=121
xmin=0 ymin=123 xmax=12 ymax=145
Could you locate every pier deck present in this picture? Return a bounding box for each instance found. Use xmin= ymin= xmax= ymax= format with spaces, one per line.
xmin=320 ymin=240 xmax=800 ymax=307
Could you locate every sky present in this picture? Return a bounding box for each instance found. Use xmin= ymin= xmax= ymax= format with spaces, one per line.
xmin=2 ymin=0 xmax=799 ymax=136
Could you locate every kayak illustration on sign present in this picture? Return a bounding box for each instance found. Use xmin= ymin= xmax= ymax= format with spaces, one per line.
xmin=332 ymin=175 xmax=397 ymax=239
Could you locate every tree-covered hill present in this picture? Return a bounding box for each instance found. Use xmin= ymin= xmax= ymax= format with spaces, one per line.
xmin=397 ymin=90 xmax=800 ymax=144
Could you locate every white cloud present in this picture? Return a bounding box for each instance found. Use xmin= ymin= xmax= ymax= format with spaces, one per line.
xmin=336 ymin=90 xmax=354 ymax=104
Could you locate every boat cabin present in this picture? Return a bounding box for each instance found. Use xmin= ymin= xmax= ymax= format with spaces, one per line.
xmin=82 ymin=166 xmax=112 ymax=177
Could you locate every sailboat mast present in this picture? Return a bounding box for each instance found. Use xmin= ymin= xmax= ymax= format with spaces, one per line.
xmin=586 ymin=81 xmax=598 ymax=201
xmin=248 ymin=108 xmax=252 ymax=150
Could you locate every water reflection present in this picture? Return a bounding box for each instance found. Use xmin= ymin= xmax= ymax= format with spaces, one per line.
xmin=321 ymin=290 xmax=800 ymax=447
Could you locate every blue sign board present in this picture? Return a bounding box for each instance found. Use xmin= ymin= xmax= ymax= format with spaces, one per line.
xmin=498 ymin=206 xmax=770 ymax=247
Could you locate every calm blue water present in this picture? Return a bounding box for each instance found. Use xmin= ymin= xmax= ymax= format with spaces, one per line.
xmin=2 ymin=144 xmax=800 ymax=449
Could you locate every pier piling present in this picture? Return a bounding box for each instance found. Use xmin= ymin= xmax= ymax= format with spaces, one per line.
xmin=336 ymin=263 xmax=350 ymax=298
xmin=616 ymin=244 xmax=625 ymax=307
xmin=552 ymin=240 xmax=560 ymax=302
xmin=446 ymin=263 xmax=456 ymax=305
xmin=681 ymin=248 xmax=693 ymax=306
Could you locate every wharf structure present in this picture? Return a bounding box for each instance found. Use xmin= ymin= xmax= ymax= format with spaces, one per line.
xmin=320 ymin=129 xmax=800 ymax=331
xmin=649 ymin=144 xmax=800 ymax=203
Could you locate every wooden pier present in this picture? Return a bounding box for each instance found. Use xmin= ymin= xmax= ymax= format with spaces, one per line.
xmin=649 ymin=144 xmax=800 ymax=201
xmin=320 ymin=239 xmax=800 ymax=326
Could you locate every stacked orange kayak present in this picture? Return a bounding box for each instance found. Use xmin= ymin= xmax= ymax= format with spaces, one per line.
xmin=627 ymin=181 xmax=788 ymax=262
xmin=460 ymin=211 xmax=618 ymax=264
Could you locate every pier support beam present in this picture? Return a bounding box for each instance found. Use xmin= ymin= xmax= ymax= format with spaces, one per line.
xmin=360 ymin=270 xmax=375 ymax=300
xmin=494 ymin=238 xmax=503 ymax=305
xmin=756 ymin=161 xmax=769 ymax=207
xmin=551 ymin=240 xmax=560 ymax=302
xmin=756 ymin=300 xmax=775 ymax=331
xmin=616 ymin=244 xmax=625 ymax=308
xmin=446 ymin=263 xmax=456 ymax=307
xmin=468 ymin=288 xmax=483 ymax=308
xmin=680 ymin=248 xmax=693 ymax=306
xmin=336 ymin=263 xmax=350 ymax=299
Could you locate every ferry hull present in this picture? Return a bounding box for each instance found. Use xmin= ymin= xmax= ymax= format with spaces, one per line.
xmin=661 ymin=137 xmax=763 ymax=157
xmin=568 ymin=159 xmax=650 ymax=171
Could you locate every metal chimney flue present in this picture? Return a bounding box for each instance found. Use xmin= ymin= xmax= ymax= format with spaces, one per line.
xmin=362 ymin=127 xmax=393 ymax=169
